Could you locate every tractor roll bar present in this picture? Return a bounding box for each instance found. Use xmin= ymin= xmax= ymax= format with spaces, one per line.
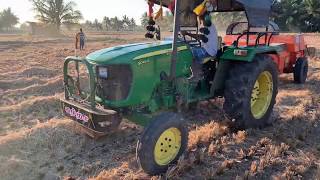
xmin=234 ymin=31 xmax=279 ymax=47
xmin=231 ymin=21 xmax=280 ymax=47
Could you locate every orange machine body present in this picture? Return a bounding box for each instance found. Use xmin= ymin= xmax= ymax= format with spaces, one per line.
xmin=224 ymin=34 xmax=307 ymax=74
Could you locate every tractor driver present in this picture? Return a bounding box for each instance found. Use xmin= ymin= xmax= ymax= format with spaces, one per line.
xmin=181 ymin=0 xmax=218 ymax=64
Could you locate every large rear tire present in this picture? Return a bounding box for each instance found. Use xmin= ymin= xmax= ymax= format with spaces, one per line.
xmin=223 ymin=54 xmax=278 ymax=129
xmin=136 ymin=112 xmax=188 ymax=175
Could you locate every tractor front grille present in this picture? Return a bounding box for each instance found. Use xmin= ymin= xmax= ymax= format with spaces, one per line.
xmin=96 ymin=65 xmax=132 ymax=101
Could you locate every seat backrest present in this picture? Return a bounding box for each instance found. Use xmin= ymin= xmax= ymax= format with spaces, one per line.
xmin=180 ymin=26 xmax=201 ymax=47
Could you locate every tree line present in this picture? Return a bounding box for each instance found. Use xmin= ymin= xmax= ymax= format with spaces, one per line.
xmin=272 ymin=0 xmax=320 ymax=32
xmin=143 ymin=0 xmax=320 ymax=33
xmin=83 ymin=16 xmax=137 ymax=31
xmin=30 ymin=0 xmax=139 ymax=32
xmin=140 ymin=11 xmax=174 ymax=31
xmin=1 ymin=0 xmax=320 ymax=33
xmin=212 ymin=0 xmax=320 ymax=32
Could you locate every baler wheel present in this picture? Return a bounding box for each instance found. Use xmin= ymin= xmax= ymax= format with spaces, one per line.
xmin=294 ymin=57 xmax=308 ymax=84
xmin=223 ymin=55 xmax=278 ymax=129
xmin=136 ymin=112 xmax=188 ymax=175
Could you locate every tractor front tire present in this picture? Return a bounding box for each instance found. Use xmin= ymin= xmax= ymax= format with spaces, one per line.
xmin=223 ymin=54 xmax=278 ymax=130
xmin=294 ymin=57 xmax=308 ymax=84
xmin=136 ymin=112 xmax=188 ymax=175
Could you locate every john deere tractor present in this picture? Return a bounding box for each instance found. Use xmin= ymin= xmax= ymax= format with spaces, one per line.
xmin=60 ymin=0 xmax=312 ymax=175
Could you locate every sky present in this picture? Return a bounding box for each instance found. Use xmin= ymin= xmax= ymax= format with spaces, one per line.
xmin=0 ymin=0 xmax=148 ymax=25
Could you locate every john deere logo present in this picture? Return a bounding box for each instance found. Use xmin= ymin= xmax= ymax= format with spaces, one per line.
xmin=137 ymin=59 xmax=150 ymax=66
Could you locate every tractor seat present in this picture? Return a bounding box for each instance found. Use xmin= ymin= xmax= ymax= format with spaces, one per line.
xmin=190 ymin=36 xmax=222 ymax=64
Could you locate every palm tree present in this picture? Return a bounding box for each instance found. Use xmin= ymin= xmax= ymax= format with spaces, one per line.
xmin=0 ymin=8 xmax=19 ymax=31
xmin=129 ymin=18 xmax=137 ymax=31
xmin=103 ymin=16 xmax=111 ymax=31
xmin=30 ymin=0 xmax=83 ymax=31
xmin=122 ymin=15 xmax=130 ymax=30
xmin=94 ymin=19 xmax=102 ymax=31
xmin=84 ymin=20 xmax=93 ymax=30
xmin=111 ymin=16 xmax=123 ymax=31
xmin=141 ymin=12 xmax=149 ymax=27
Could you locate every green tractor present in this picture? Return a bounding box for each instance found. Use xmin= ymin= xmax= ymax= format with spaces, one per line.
xmin=60 ymin=0 xmax=311 ymax=175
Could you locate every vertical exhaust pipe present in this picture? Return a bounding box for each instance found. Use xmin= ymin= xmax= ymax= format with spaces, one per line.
xmin=170 ymin=0 xmax=181 ymax=79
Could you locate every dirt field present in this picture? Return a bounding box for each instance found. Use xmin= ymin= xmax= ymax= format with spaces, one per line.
xmin=0 ymin=32 xmax=319 ymax=180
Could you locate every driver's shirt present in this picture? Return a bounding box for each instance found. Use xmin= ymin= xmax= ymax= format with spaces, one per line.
xmin=203 ymin=24 xmax=218 ymax=57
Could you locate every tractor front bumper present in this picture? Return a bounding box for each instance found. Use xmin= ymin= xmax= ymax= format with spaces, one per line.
xmin=60 ymin=98 xmax=121 ymax=139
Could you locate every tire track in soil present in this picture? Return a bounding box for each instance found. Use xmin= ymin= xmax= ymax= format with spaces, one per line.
xmin=0 ymin=76 xmax=63 ymax=106
xmin=0 ymin=118 xmax=142 ymax=180
xmin=0 ymin=77 xmax=47 ymax=91
xmin=0 ymin=96 xmax=62 ymax=136
xmin=0 ymin=64 xmax=63 ymax=135
xmin=0 ymin=39 xmax=146 ymax=180
xmin=0 ymin=67 xmax=60 ymax=80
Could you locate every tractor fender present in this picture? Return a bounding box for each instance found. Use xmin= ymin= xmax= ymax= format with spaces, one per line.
xmin=212 ymin=47 xmax=281 ymax=96
xmin=220 ymin=47 xmax=257 ymax=62
xmin=220 ymin=46 xmax=283 ymax=62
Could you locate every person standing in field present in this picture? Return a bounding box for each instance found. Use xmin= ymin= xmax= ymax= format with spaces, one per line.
xmin=75 ymin=28 xmax=86 ymax=51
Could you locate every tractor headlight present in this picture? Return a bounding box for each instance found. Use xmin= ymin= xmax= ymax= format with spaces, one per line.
xmin=98 ymin=67 xmax=108 ymax=79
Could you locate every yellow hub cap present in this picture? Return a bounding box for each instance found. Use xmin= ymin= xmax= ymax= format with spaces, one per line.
xmin=251 ymin=71 xmax=273 ymax=119
xmin=154 ymin=127 xmax=182 ymax=166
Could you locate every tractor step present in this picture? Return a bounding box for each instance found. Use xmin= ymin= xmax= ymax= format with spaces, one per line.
xmin=60 ymin=98 xmax=121 ymax=139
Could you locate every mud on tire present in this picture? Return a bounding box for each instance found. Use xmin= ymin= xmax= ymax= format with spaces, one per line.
xmin=223 ymin=54 xmax=278 ymax=130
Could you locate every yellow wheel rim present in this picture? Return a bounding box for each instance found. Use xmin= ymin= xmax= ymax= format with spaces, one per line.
xmin=154 ymin=127 xmax=182 ymax=166
xmin=251 ymin=71 xmax=273 ymax=119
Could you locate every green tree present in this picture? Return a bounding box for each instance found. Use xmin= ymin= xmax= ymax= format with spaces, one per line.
xmin=94 ymin=19 xmax=102 ymax=31
xmin=103 ymin=16 xmax=111 ymax=30
xmin=0 ymin=8 xmax=19 ymax=31
xmin=122 ymin=15 xmax=130 ymax=30
xmin=129 ymin=18 xmax=137 ymax=31
xmin=30 ymin=0 xmax=83 ymax=31
xmin=272 ymin=0 xmax=304 ymax=31
xmin=110 ymin=16 xmax=123 ymax=31
xmin=156 ymin=11 xmax=174 ymax=31
xmin=140 ymin=12 xmax=149 ymax=27
xmin=211 ymin=12 xmax=246 ymax=32
xmin=272 ymin=0 xmax=320 ymax=32
xmin=301 ymin=0 xmax=320 ymax=32
xmin=20 ymin=23 xmax=30 ymax=32
xmin=84 ymin=20 xmax=93 ymax=30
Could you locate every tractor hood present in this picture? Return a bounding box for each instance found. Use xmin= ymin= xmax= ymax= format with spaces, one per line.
xmin=86 ymin=41 xmax=176 ymax=65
